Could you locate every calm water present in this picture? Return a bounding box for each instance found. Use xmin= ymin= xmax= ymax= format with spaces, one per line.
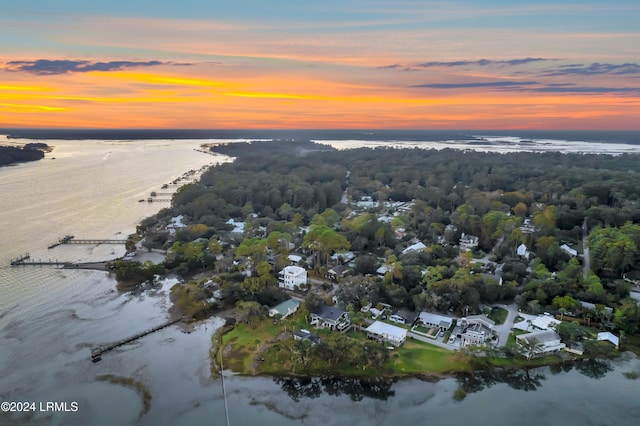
xmin=1 ymin=136 xmax=640 ymax=426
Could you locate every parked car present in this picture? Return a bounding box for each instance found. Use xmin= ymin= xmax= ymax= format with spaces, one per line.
xmin=448 ymin=336 xmax=456 ymax=344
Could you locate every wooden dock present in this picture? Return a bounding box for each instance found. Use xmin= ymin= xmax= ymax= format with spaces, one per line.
xmin=58 ymin=238 xmax=126 ymax=245
xmin=10 ymin=253 xmax=66 ymax=267
xmin=91 ymin=317 xmax=183 ymax=362
xmin=10 ymin=253 xmax=31 ymax=265
xmin=10 ymin=255 xmax=109 ymax=270
xmin=48 ymin=235 xmax=75 ymax=249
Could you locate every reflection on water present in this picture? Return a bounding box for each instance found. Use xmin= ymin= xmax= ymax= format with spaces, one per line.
xmin=455 ymin=359 xmax=614 ymax=398
xmin=276 ymin=376 xmax=396 ymax=402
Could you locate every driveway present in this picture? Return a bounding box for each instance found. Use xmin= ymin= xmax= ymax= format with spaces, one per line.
xmin=494 ymin=303 xmax=519 ymax=347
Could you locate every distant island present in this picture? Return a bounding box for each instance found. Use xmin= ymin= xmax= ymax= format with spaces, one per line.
xmin=0 ymin=143 xmax=51 ymax=167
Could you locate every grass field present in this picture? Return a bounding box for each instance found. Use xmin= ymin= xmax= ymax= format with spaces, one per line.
xmin=391 ymin=339 xmax=468 ymax=374
xmin=488 ymin=307 xmax=509 ymax=325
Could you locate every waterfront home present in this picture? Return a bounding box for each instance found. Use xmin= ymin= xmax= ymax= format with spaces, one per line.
xmin=309 ymin=304 xmax=350 ymax=330
xmin=516 ymin=330 xmax=566 ymax=356
xmin=293 ymin=329 xmax=320 ymax=345
xmin=278 ymin=265 xmax=307 ymax=290
xmin=365 ymin=321 xmax=407 ymax=347
xmin=459 ymin=316 xmax=496 ymax=347
xmin=268 ymin=298 xmax=301 ymax=320
xmin=418 ymin=312 xmax=454 ymax=331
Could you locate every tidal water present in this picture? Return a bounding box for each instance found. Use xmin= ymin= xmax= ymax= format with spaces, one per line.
xmin=1 ymin=135 xmax=640 ymax=426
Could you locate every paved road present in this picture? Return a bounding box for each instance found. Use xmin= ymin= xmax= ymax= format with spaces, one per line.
xmin=495 ymin=303 xmax=519 ymax=347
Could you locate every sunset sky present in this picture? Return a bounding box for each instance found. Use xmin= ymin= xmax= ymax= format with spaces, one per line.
xmin=1 ymin=0 xmax=639 ymax=129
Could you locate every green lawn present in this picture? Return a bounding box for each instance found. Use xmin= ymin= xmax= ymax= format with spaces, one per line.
xmin=218 ymin=319 xmax=282 ymax=373
xmin=391 ymin=339 xmax=468 ymax=374
xmin=488 ymin=307 xmax=509 ymax=325
xmin=506 ymin=329 xmax=527 ymax=348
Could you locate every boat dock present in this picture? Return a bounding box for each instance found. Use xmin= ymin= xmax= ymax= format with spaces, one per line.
xmin=48 ymin=235 xmax=75 ymax=249
xmin=10 ymin=254 xmax=110 ymax=270
xmin=61 ymin=238 xmax=126 ymax=245
xmin=10 ymin=253 xmax=32 ymax=265
xmin=49 ymin=237 xmax=127 ymax=247
xmin=10 ymin=253 xmax=66 ymax=267
xmin=91 ymin=317 xmax=183 ymax=362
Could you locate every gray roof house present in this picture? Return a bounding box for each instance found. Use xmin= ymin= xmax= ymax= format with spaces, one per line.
xmin=294 ymin=329 xmax=320 ymax=345
xmin=418 ymin=312 xmax=454 ymax=330
xmin=516 ymin=329 xmax=566 ymax=356
xmin=309 ymin=304 xmax=350 ymax=330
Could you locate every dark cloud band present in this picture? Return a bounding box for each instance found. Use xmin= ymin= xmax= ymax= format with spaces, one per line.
xmin=1 ymin=59 xmax=182 ymax=75
xmin=411 ymin=80 xmax=538 ymax=89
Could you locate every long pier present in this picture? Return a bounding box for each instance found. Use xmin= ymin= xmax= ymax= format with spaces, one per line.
xmin=61 ymin=239 xmax=127 ymax=245
xmin=91 ymin=317 xmax=183 ymax=362
xmin=10 ymin=253 xmax=66 ymax=267
xmin=10 ymin=255 xmax=109 ymax=270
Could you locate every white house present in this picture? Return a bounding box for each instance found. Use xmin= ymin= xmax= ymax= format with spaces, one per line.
xmin=366 ymin=321 xmax=407 ymax=347
xmin=167 ymin=215 xmax=187 ymax=230
xmin=531 ymin=313 xmax=561 ymax=330
xmin=519 ymin=218 xmax=536 ymax=234
xmin=560 ymin=244 xmax=577 ymax=257
xmin=516 ymin=329 xmax=566 ymax=356
xmin=517 ymin=243 xmax=532 ymax=259
xmin=459 ymin=316 xmax=496 ymax=347
xmin=278 ymin=265 xmax=307 ymax=290
xmin=459 ymin=233 xmax=479 ymax=251
xmin=268 ymin=299 xmax=301 ymax=319
xmin=226 ymin=219 xmax=246 ymax=234
xmin=402 ymin=241 xmax=427 ymax=255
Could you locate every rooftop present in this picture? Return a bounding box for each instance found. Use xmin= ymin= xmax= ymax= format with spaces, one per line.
xmin=314 ymin=304 xmax=347 ymax=322
xmin=517 ymin=329 xmax=561 ymax=344
xmin=366 ymin=321 xmax=407 ymax=340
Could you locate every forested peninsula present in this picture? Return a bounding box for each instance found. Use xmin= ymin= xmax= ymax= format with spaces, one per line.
xmin=122 ymin=140 xmax=640 ymax=381
xmin=0 ymin=143 xmax=50 ymax=167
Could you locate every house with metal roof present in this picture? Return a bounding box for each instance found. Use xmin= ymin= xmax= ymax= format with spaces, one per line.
xmin=268 ymin=298 xmax=301 ymax=320
xmin=365 ymin=321 xmax=407 ymax=347
xmin=516 ymin=329 xmax=566 ymax=356
xmin=418 ymin=312 xmax=454 ymax=331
